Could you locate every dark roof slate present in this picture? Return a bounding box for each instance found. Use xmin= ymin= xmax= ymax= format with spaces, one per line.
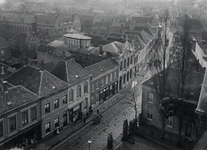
xmin=0 ymin=85 xmax=38 ymax=114
xmin=5 ymin=66 xmax=68 ymax=97
xmin=52 ymin=59 xmax=91 ymax=84
xmin=86 ymin=58 xmax=118 ymax=78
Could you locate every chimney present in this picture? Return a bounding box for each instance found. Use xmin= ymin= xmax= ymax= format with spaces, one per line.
xmin=1 ymin=66 xmax=5 ymax=75
xmin=40 ymin=60 xmax=44 ymax=71
xmin=2 ymin=81 xmax=8 ymax=92
xmin=99 ymin=45 xmax=103 ymax=55
xmin=63 ymin=51 xmax=66 ymax=58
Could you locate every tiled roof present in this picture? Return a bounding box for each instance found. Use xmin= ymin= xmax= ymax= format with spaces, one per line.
xmin=0 ymin=85 xmax=38 ymax=114
xmin=0 ymin=63 xmax=16 ymax=79
xmin=5 ymin=66 xmax=68 ymax=97
xmin=196 ymin=68 xmax=207 ymax=115
xmin=94 ymin=21 xmax=111 ymax=27
xmin=38 ymin=43 xmax=72 ymax=60
xmin=0 ymin=11 xmax=35 ymax=24
xmin=130 ymin=16 xmax=153 ymax=24
xmin=79 ymin=14 xmax=95 ymax=22
xmin=134 ymin=26 xmax=153 ymax=36
xmin=0 ymin=37 xmax=9 ymax=48
xmin=36 ymin=27 xmax=62 ymax=40
xmin=51 ymin=59 xmax=91 ymax=84
xmin=191 ymin=19 xmax=206 ymax=31
xmin=35 ymin=14 xmax=59 ymax=26
xmin=123 ymin=30 xmax=147 ymax=44
xmin=86 ymin=58 xmax=118 ymax=78
xmin=11 ymin=32 xmax=40 ymax=44
xmin=102 ymin=41 xmax=124 ymax=54
xmin=36 ymin=62 xmax=55 ymax=72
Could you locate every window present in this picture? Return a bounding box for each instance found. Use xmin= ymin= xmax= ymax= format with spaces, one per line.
xmin=45 ymin=103 xmax=50 ymax=114
xmin=45 ymin=122 xmax=51 ymax=134
xmin=147 ymin=107 xmax=153 ymax=120
xmin=127 ymin=72 xmax=129 ymax=81
xmin=9 ymin=116 xmax=16 ymax=132
xmin=83 ymin=98 xmax=88 ymax=110
xmin=0 ymin=122 xmax=3 ymax=137
xmin=1 ymin=51 xmax=4 ymax=55
xmin=31 ymin=106 xmax=37 ymax=121
xmin=63 ymin=95 xmax=67 ymax=104
xmin=91 ymin=96 xmax=95 ymax=105
xmin=185 ymin=122 xmax=193 ymax=137
xmin=22 ymin=110 xmax=28 ymax=126
xmin=54 ymin=117 xmax=59 ymax=128
xmin=69 ymin=89 xmax=74 ymax=102
xmin=84 ymin=82 xmax=88 ymax=94
xmin=124 ymin=59 xmax=126 ymax=69
xmin=96 ymin=81 xmax=99 ymax=90
xmin=101 ymin=78 xmax=104 ymax=87
xmin=110 ymin=73 xmax=113 ymax=82
xmin=148 ymin=92 xmax=154 ymax=103
xmin=130 ymin=69 xmax=132 ymax=79
xmin=77 ymin=85 xmax=81 ymax=97
xmin=167 ymin=116 xmax=173 ymax=127
xmin=120 ymin=61 xmax=123 ymax=71
xmin=91 ymin=83 xmax=95 ymax=92
xmin=130 ymin=55 xmax=133 ymax=64
xmin=114 ymin=71 xmax=117 ymax=79
xmin=127 ymin=57 xmax=130 ymax=66
xmin=105 ymin=76 xmax=108 ymax=84
xmin=54 ymin=99 xmax=59 ymax=109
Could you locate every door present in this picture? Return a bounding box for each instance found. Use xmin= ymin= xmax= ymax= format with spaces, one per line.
xmin=63 ymin=111 xmax=67 ymax=126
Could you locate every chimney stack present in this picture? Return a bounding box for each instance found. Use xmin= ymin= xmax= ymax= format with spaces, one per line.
xmin=99 ymin=45 xmax=103 ymax=55
xmin=40 ymin=60 xmax=44 ymax=71
xmin=2 ymin=81 xmax=8 ymax=92
xmin=1 ymin=66 xmax=5 ymax=75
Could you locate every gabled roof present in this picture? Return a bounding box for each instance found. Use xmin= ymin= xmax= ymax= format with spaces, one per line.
xmin=79 ymin=14 xmax=95 ymax=22
xmin=0 ymin=11 xmax=35 ymax=24
xmin=0 ymin=37 xmax=9 ymax=48
xmin=35 ymin=14 xmax=59 ymax=26
xmin=86 ymin=58 xmax=118 ymax=78
xmin=36 ymin=27 xmax=62 ymax=40
xmin=94 ymin=21 xmax=111 ymax=27
xmin=11 ymin=32 xmax=40 ymax=44
xmin=38 ymin=42 xmax=72 ymax=60
xmin=102 ymin=41 xmax=124 ymax=54
xmin=51 ymin=59 xmax=91 ymax=84
xmin=130 ymin=16 xmax=153 ymax=24
xmin=0 ymin=85 xmax=38 ymax=114
xmin=5 ymin=66 xmax=68 ymax=97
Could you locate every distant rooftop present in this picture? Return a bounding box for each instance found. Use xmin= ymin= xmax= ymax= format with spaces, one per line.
xmin=63 ymin=33 xmax=92 ymax=40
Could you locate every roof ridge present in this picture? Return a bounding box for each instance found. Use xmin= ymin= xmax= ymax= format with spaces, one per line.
xmin=17 ymin=85 xmax=38 ymax=97
xmin=65 ymin=61 xmax=69 ymax=83
xmin=38 ymin=70 xmax=43 ymax=97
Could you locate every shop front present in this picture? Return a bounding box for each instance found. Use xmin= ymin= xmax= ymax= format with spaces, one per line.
xmin=68 ymin=103 xmax=82 ymax=123
xmin=2 ymin=122 xmax=41 ymax=150
xmin=99 ymin=81 xmax=118 ymax=103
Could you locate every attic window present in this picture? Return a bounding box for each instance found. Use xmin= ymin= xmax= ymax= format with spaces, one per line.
xmin=75 ymin=75 xmax=79 ymax=78
xmin=7 ymin=102 xmax=12 ymax=106
xmin=52 ymin=86 xmax=56 ymax=90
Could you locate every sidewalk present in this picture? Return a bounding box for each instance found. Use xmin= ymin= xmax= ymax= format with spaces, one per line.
xmin=33 ymin=92 xmax=125 ymax=150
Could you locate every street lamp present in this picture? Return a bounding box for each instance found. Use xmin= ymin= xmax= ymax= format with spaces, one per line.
xmin=88 ymin=140 xmax=92 ymax=150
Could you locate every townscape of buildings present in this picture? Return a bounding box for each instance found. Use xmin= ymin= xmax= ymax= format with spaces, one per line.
xmin=0 ymin=0 xmax=207 ymax=149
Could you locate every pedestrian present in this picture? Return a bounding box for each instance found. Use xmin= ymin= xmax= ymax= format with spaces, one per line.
xmin=83 ymin=116 xmax=86 ymax=124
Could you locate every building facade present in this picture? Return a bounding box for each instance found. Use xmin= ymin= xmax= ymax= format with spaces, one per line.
xmin=86 ymin=58 xmax=119 ymax=108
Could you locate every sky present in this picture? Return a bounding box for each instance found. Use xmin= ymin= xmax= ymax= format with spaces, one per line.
xmin=0 ymin=0 xmax=5 ymax=5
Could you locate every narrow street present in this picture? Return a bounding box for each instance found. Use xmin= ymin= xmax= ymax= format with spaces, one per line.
xmin=55 ymin=92 xmax=139 ymax=150
xmin=54 ymin=69 xmax=148 ymax=150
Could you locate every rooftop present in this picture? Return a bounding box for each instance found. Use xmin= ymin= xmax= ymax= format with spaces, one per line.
xmin=0 ymin=85 xmax=38 ymax=114
xmin=86 ymin=58 xmax=118 ymax=78
xmin=0 ymin=37 xmax=9 ymax=48
xmin=5 ymin=66 xmax=68 ymax=97
xmin=51 ymin=59 xmax=91 ymax=84
xmin=63 ymin=33 xmax=92 ymax=40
